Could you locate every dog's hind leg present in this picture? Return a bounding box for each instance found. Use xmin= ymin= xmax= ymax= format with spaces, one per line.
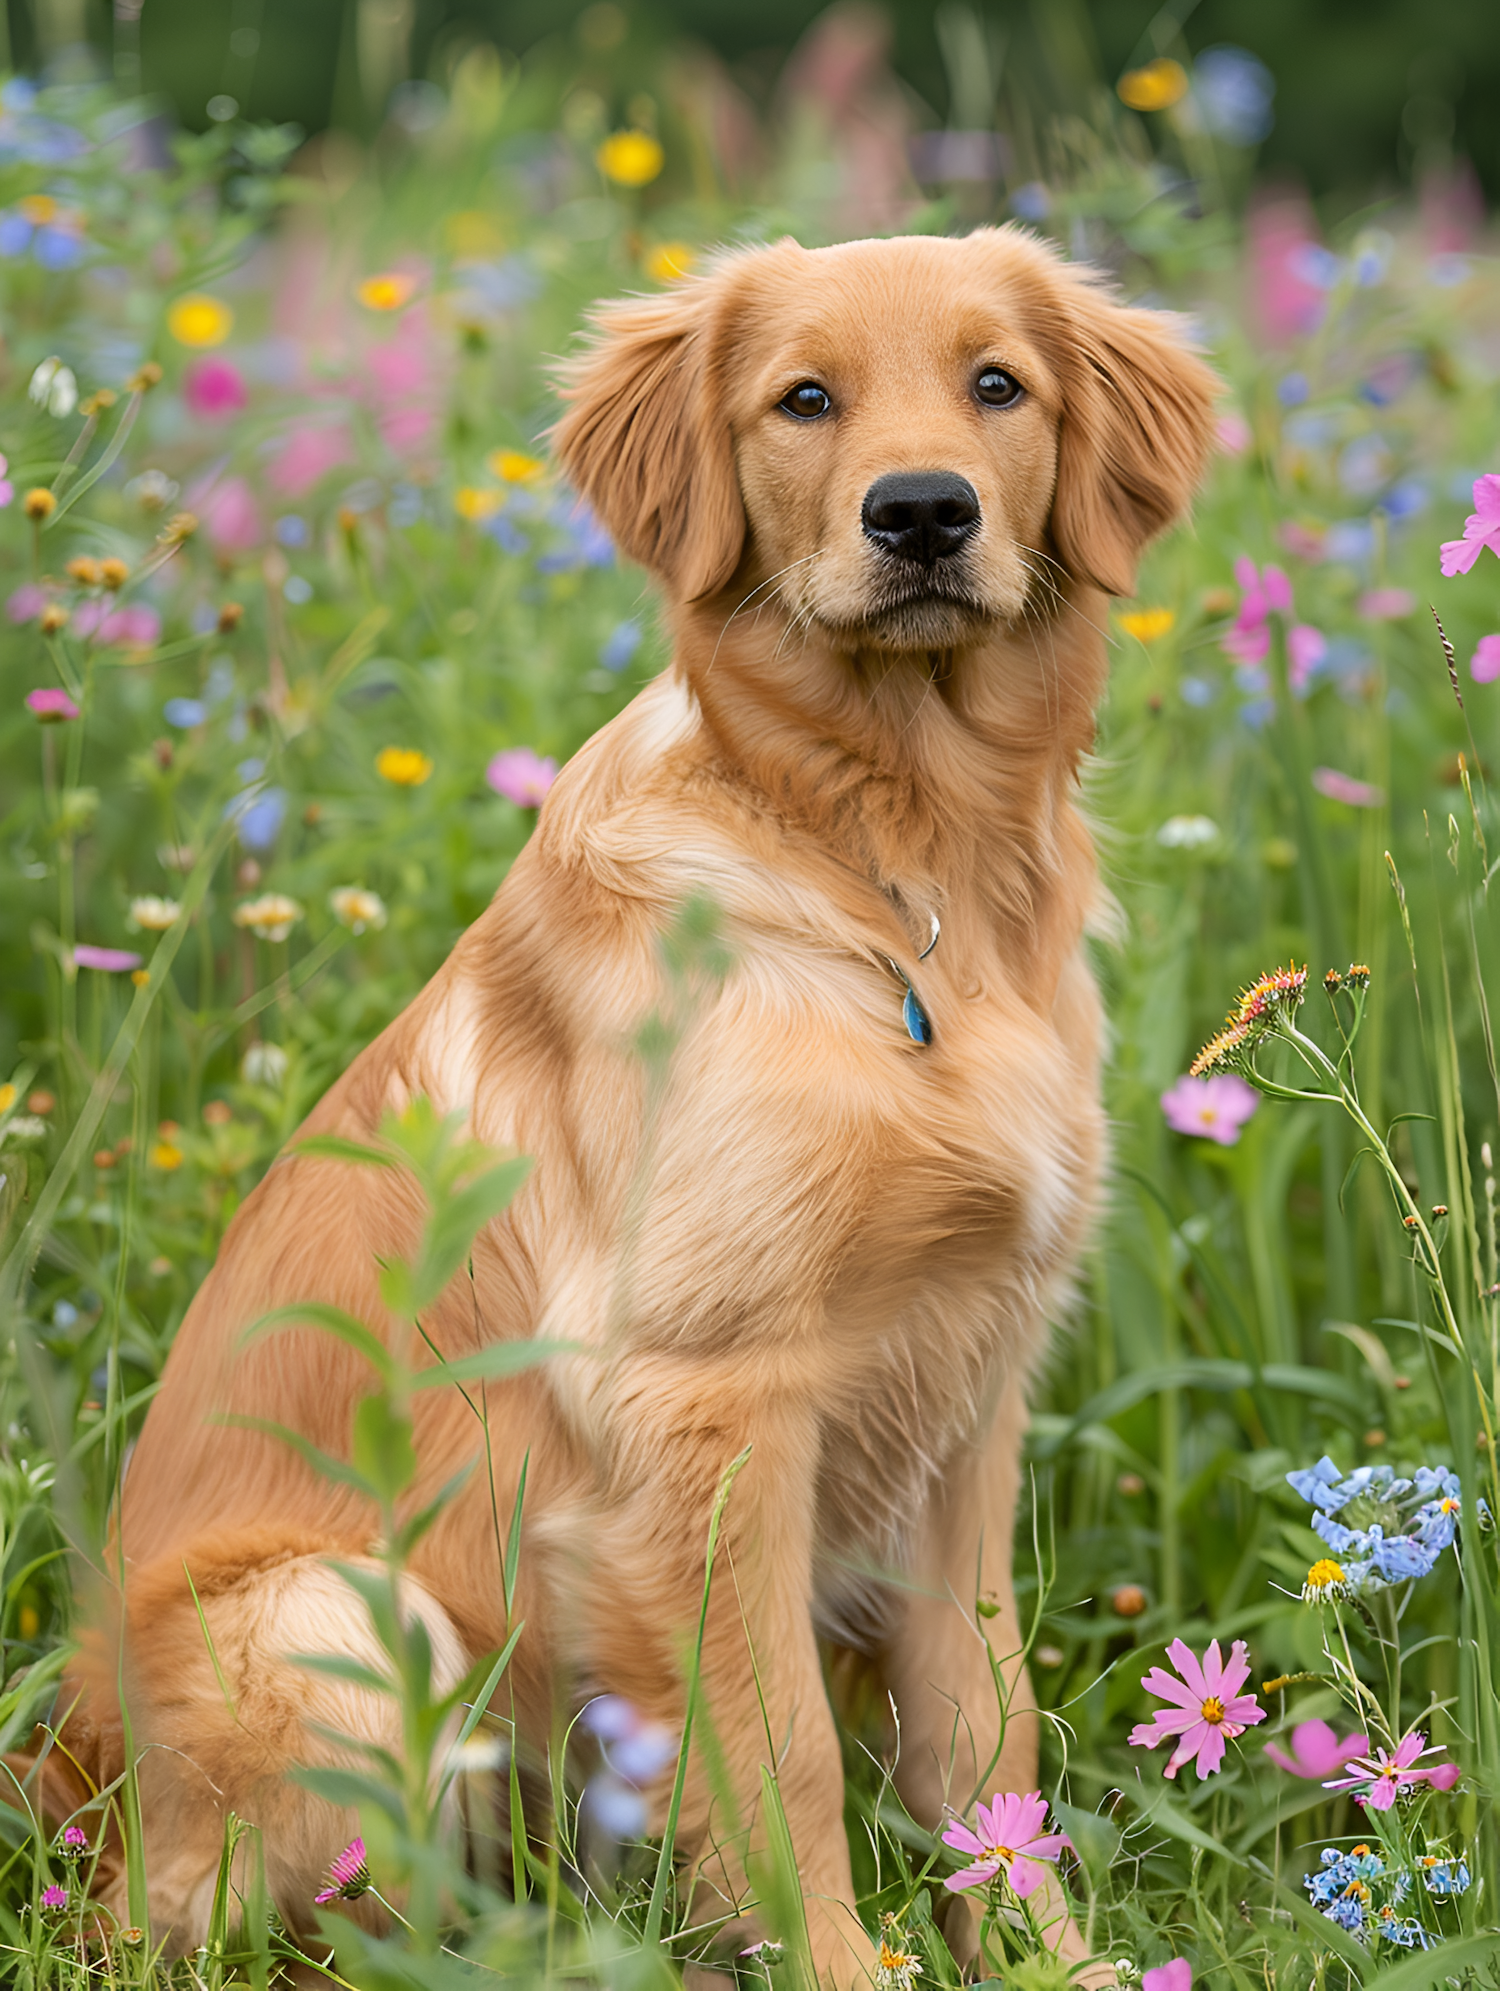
xmin=100 ymin=1533 xmax=468 ymax=1955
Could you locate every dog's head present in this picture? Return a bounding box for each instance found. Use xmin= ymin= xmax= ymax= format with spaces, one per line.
xmin=554 ymin=228 xmax=1219 ymax=652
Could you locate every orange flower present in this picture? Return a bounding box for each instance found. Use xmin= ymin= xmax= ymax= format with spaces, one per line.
xmin=357 ymin=272 xmax=418 ymax=312
xmin=1117 ymin=58 xmax=1188 ymax=112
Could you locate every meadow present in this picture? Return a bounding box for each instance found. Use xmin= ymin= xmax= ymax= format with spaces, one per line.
xmin=0 ymin=24 xmax=1499 ymax=1990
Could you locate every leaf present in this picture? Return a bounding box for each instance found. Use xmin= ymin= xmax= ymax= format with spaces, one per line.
xmin=393 ymin=1463 xmax=475 ymax=1558
xmin=289 ymin=1764 xmax=404 ymax=1829
xmin=221 ymin=1415 xmax=374 ymax=1498
xmin=1132 ymin=1788 xmax=1225 ymax=1858
xmin=411 ymin=1337 xmax=579 ymax=1391
xmin=351 ymin=1393 xmax=417 ymax=1504
xmin=412 ymin=1158 xmax=532 ymax=1308
xmin=1048 ymin=1799 xmax=1119 ymax=1884
xmin=288 ymin=1133 xmax=398 ymax=1171
xmin=286 ymin=1652 xmax=392 ymax=1697
xmin=1322 ymin=1320 xmax=1398 ymax=1391
xmin=1244 ymin=1857 xmax=1369 ymax=1979
xmin=1039 ymin=1359 xmax=1364 ymax=1452
xmin=1339 ymin=1145 xmax=1377 ymax=1212
xmin=241 ymin=1301 xmax=396 ymax=1388
xmin=503 ymin=1450 xmax=529 ymax=1619
xmin=1363 ymin=1932 xmax=1500 ymax=1991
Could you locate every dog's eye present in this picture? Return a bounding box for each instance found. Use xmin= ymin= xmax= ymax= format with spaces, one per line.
xmin=974 ymin=367 xmax=1024 ymax=409
xmin=780 ymin=381 xmax=832 ymax=420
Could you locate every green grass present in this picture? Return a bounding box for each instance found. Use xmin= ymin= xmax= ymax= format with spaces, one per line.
xmin=0 ymin=45 xmax=1498 ymax=1991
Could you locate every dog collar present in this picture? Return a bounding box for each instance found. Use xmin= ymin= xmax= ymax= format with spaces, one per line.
xmin=884 ymin=912 xmax=939 ymax=1046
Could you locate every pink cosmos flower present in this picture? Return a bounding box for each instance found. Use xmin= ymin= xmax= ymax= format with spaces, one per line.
xmin=1160 ymin=1073 xmax=1258 ymax=1146
xmin=1357 ymin=588 xmax=1415 ymax=620
xmin=1440 ymin=474 xmax=1500 ymax=577
xmin=8 ymin=583 xmax=49 ymax=623
xmin=184 ymin=356 xmax=248 ymax=421
xmin=196 ymin=475 xmax=263 ymax=554
xmin=1287 ymin=623 xmax=1327 ymax=696
xmin=1248 ymin=197 xmax=1328 ymax=343
xmin=1312 ymin=767 xmax=1385 ymax=809
xmin=1143 ymin=1964 xmax=1192 ymax=1991
xmin=74 ymin=944 xmax=143 ymax=972
xmin=1324 ymin=1732 xmax=1458 ymax=1810
xmin=1216 ymin=413 xmax=1251 ymax=456
xmin=40 ymin=1883 xmax=68 ymax=1910
xmin=1128 ymin=1637 xmax=1265 ymax=1779
xmin=269 ymin=423 xmax=355 ymax=498
xmin=940 ymin=1790 xmax=1071 ymax=1896
xmin=1471 ymin=635 xmax=1500 ymax=684
xmin=314 ymin=1835 xmax=371 ymax=1904
xmin=1278 ymin=521 xmax=1327 ymax=563
xmin=0 ymin=450 xmax=13 ymax=507
xmin=73 ymin=601 xmax=162 ymax=647
xmin=487 ymin=746 xmax=557 ymax=808
xmin=25 ymin=686 xmax=80 ymax=722
xmin=1263 ymin=1718 xmax=1369 ymax=1779
xmin=1222 ymin=557 xmax=1295 ymax=666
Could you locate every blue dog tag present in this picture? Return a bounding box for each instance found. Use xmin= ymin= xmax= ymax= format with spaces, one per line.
xmin=903 ymin=984 xmax=933 ymax=1046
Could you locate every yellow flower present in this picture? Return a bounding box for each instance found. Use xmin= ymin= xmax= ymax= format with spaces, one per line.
xmin=17 ymin=1602 xmax=38 ymax=1638
xmin=596 ymin=129 xmax=664 ymax=187
xmin=129 ymin=895 xmax=181 ymax=931
xmin=1119 ymin=607 xmax=1176 ymax=642
xmin=131 ymin=969 xmax=150 ymax=987
xmin=357 ymin=272 xmax=417 ymax=312
xmin=376 ymin=746 xmax=434 ymax=787
xmin=0 ymin=1083 xmax=15 ymax=1113
xmin=232 ymin=893 xmax=304 ymax=941
xmin=454 ymin=485 xmax=503 ymax=520
xmin=150 ymin=1140 xmax=184 ymax=1170
xmin=167 ymin=294 xmax=234 ymax=348
xmin=67 ymin=556 xmax=102 ymax=586
xmin=487 ymin=450 xmax=546 ymax=485
xmin=25 ymin=488 xmax=57 ymax=521
xmin=18 ymin=193 xmax=58 ymax=224
xmin=330 ymin=885 xmax=388 ymax=933
xmin=99 ymin=557 xmax=129 ymax=590
xmin=1117 ymin=58 xmax=1189 ymax=112
xmin=644 ymin=241 xmax=694 ymax=283
xmin=1302 ymin=1557 xmax=1349 ymax=1603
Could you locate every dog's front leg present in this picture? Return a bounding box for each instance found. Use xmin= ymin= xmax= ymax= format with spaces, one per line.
xmin=586 ymin=1369 xmax=873 ymax=1988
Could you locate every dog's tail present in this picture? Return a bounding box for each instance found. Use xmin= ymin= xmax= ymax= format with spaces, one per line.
xmin=7 ymin=1528 xmax=468 ymax=1953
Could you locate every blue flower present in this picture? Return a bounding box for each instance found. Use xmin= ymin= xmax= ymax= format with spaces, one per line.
xmin=163 ymin=697 xmax=207 ymax=729
xmin=1419 ymin=1857 xmax=1470 ymax=1897
xmin=1375 ymin=1909 xmax=1431 ymax=1949
xmin=600 ymin=620 xmax=642 ymax=672
xmin=1287 ymin=1457 xmax=1344 ymax=1510
xmin=1366 ymin=1527 xmax=1441 ymax=1583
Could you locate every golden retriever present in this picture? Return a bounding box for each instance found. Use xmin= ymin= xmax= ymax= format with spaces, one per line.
xmin=19 ymin=225 xmax=1217 ymax=1980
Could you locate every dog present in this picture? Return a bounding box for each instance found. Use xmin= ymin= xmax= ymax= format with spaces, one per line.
xmin=17 ymin=225 xmax=1216 ymax=1980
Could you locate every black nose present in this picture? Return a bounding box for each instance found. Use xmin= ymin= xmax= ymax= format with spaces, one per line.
xmin=861 ymin=471 xmax=981 ymax=566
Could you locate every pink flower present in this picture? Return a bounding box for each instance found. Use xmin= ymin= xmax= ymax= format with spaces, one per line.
xmin=8 ymin=583 xmax=49 ymax=623
xmin=1471 ymin=635 xmax=1500 ymax=684
xmin=940 ymin=1790 xmax=1071 ymax=1896
xmin=1357 ymin=588 xmax=1415 ymax=620
xmin=314 ymin=1834 xmax=370 ymax=1904
xmin=1248 ymin=197 xmax=1329 ymax=343
xmin=1287 ymin=623 xmax=1327 ymax=696
xmin=74 ymin=601 xmax=162 ymax=647
xmin=487 ymin=747 xmax=557 ymax=808
xmin=1312 ymin=767 xmax=1385 ymax=809
xmin=196 ymin=474 xmax=263 ymax=554
xmin=1143 ymin=1964 xmax=1192 ymax=1991
xmin=184 ymin=356 xmax=248 ymax=421
xmin=0 ymin=449 xmax=12 ymax=507
xmin=1278 ymin=520 xmax=1326 ymax=562
xmin=1128 ymin=1637 xmax=1265 ymax=1779
xmin=74 ymin=944 xmax=143 ymax=972
xmin=270 ymin=423 xmax=355 ymax=498
xmin=1160 ymin=1073 xmax=1258 ymax=1146
xmin=1324 ymin=1731 xmax=1456 ymax=1811
xmin=1216 ymin=412 xmax=1252 ymax=456
xmin=1264 ymin=1719 xmax=1369 ymax=1779
xmin=1440 ymin=474 xmax=1500 ymax=577
xmin=40 ymin=1883 xmax=68 ymax=1910
xmin=25 ymin=686 xmax=79 ymax=722
xmin=1222 ymin=557 xmax=1293 ymax=665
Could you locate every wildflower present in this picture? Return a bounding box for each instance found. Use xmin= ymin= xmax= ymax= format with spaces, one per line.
xmin=314 ymin=1835 xmax=371 ymax=1903
xmin=1117 ymin=58 xmax=1187 ymax=110
xmin=1156 ymin=814 xmax=1219 ymax=850
xmin=132 ymin=969 xmax=150 ymax=987
xmin=330 ymin=885 xmax=388 ymax=934
xmin=1127 ymin=1637 xmax=1265 ymax=1778
xmin=28 ymin=356 xmax=77 ymax=417
xmin=242 ymin=1042 xmax=289 ymax=1089
xmin=376 ymin=746 xmax=434 ymax=787
xmin=1358 ymin=588 xmax=1415 ymax=620
xmin=1325 ymin=1732 xmax=1456 ymax=1810
xmin=1300 ymin=1558 xmax=1355 ymax=1603
xmin=233 ymin=894 xmax=303 ymax=942
xmin=1439 ymin=474 xmax=1500 ymax=576
xmin=1159 ymin=1072 xmax=1258 ymax=1145
xmin=940 ymin=1789 xmax=1071 ymax=1894
xmin=644 ymin=241 xmax=695 ymax=283
xmin=1222 ymin=557 xmax=1292 ymax=666
xmin=67 ymin=556 xmax=101 ymax=586
xmin=98 ymin=557 xmax=128 ymax=590
xmin=487 ymin=449 xmax=546 ymax=483
xmin=597 ymin=129 xmax=664 ymax=186
xmin=74 ymin=945 xmax=142 ymax=972
xmin=1188 ymin=1020 xmax=1251 ymax=1079
xmin=0 ymin=451 xmax=11 ymax=506
xmin=1112 ymin=1584 xmax=1148 ymax=1616
xmin=0 ymin=1084 xmax=13 ymax=1113
xmin=1142 ymin=1965 xmax=1191 ymax=1991
xmin=1286 ymin=1456 xmax=1473 ymax=1591
xmin=1216 ymin=412 xmax=1252 ymax=455
xmin=2 ymin=1116 xmax=47 ymax=1143
xmin=1470 ymin=635 xmax=1500 ymax=683
xmin=40 ymin=1883 xmax=67 ymax=1911
xmin=161 ymin=511 xmax=199 ymax=543
xmin=873 ymin=1914 xmax=920 ymax=1991
xmin=1374 ymin=1907 xmax=1432 ymax=1949
xmin=78 ymin=388 xmax=116 ymax=417
xmin=601 ymin=619 xmax=643 ymax=672
xmin=1265 ymin=1718 xmax=1369 ymax=1778
xmin=581 ymin=1695 xmax=677 ymax=1841
xmin=1119 ymin=607 xmax=1175 ymax=641
xmin=1287 ymin=622 xmax=1327 ymax=694
xmin=127 ymin=468 xmax=177 ymax=512
xmin=167 ymin=293 xmax=233 ymax=347
xmin=56 ymin=1825 xmax=88 ymax=1859
xmin=39 ymin=604 xmax=67 ymax=635
xmin=25 ymin=686 xmax=78 ymax=722
xmin=126 ymin=361 xmax=164 ymax=393
xmin=454 ymin=485 xmax=503 ymax=520
xmin=1418 ymin=1854 xmax=1470 ymax=1896
xmin=357 ymin=272 xmax=417 ymax=311
xmin=1306 ymin=1844 xmax=1384 ymax=1933
xmin=24 ymin=487 xmax=56 ymax=520
xmin=183 ymin=356 xmax=247 ymax=421
xmin=487 ymin=746 xmax=557 ymax=807
xmin=129 ymin=896 xmax=180 ymax=932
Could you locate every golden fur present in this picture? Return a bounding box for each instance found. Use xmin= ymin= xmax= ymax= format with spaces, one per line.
xmin=16 ymin=227 xmax=1217 ymax=1980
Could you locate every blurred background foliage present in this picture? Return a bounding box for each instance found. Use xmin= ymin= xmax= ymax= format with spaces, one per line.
xmin=0 ymin=0 xmax=1496 ymax=212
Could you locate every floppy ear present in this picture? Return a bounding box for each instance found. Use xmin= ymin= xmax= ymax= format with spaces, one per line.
xmin=1049 ymin=275 xmax=1220 ymax=598
xmin=551 ymin=278 xmax=745 ymax=601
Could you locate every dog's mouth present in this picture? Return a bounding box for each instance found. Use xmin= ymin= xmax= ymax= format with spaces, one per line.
xmin=819 ymin=558 xmax=998 ymax=651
